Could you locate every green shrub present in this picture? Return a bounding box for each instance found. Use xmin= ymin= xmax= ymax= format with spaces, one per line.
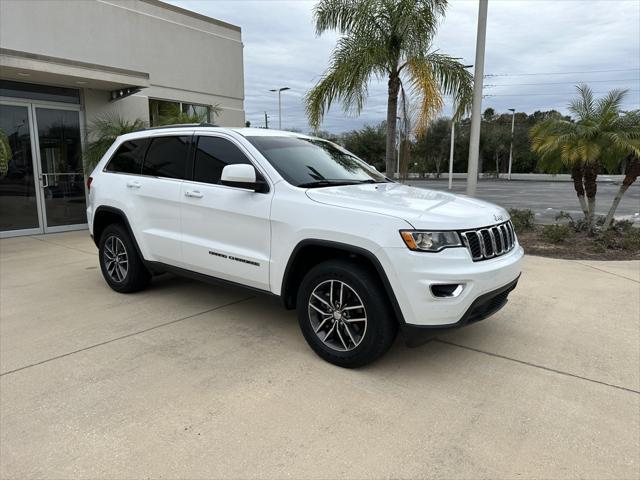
xmin=621 ymin=229 xmax=640 ymax=251
xmin=555 ymin=211 xmax=592 ymax=232
xmin=592 ymin=227 xmax=640 ymax=251
xmin=508 ymin=208 xmax=535 ymax=232
xmin=540 ymin=224 xmax=575 ymax=244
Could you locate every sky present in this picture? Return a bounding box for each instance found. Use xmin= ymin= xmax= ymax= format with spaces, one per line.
xmin=170 ymin=0 xmax=640 ymax=133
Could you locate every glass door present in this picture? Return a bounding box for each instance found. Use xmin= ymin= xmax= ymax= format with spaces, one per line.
xmin=33 ymin=107 xmax=86 ymax=231
xmin=0 ymin=103 xmax=42 ymax=235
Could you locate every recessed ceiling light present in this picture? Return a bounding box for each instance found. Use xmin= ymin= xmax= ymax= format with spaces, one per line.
xmin=75 ymin=81 xmax=88 ymax=85
xmin=17 ymin=72 xmax=30 ymax=77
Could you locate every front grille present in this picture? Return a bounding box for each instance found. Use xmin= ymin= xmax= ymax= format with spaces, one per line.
xmin=460 ymin=221 xmax=516 ymax=262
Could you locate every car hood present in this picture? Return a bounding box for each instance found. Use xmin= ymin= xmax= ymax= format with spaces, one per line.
xmin=305 ymin=183 xmax=509 ymax=230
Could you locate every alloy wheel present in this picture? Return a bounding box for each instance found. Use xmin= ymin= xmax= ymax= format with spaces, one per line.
xmin=103 ymin=235 xmax=128 ymax=283
xmin=308 ymin=279 xmax=367 ymax=352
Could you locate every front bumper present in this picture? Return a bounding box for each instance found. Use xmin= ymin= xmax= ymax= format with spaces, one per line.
xmin=401 ymin=276 xmax=519 ymax=346
xmin=378 ymin=243 xmax=524 ymax=329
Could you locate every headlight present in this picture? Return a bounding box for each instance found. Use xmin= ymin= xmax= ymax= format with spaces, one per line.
xmin=400 ymin=230 xmax=462 ymax=252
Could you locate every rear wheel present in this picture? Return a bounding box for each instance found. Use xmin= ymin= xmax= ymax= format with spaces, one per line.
xmin=98 ymin=223 xmax=150 ymax=293
xmin=296 ymin=259 xmax=397 ymax=367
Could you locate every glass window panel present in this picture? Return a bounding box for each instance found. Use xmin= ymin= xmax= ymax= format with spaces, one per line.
xmin=149 ymin=99 xmax=180 ymax=127
xmin=142 ymin=136 xmax=189 ymax=179
xmin=0 ymin=80 xmax=80 ymax=104
xmin=194 ymin=136 xmax=251 ymax=184
xmin=105 ymin=139 xmax=148 ymax=174
xmin=35 ymin=108 xmax=86 ymax=227
xmin=0 ymin=104 xmax=39 ymax=231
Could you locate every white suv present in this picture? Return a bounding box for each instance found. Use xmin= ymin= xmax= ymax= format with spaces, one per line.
xmin=87 ymin=126 xmax=523 ymax=367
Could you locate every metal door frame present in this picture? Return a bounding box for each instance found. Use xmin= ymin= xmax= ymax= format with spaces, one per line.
xmin=0 ymin=97 xmax=87 ymax=237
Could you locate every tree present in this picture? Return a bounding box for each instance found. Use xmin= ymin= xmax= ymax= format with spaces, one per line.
xmin=305 ymin=0 xmax=473 ymax=177
xmin=342 ymin=122 xmax=387 ymax=171
xmin=530 ymin=85 xmax=640 ymax=227
xmin=83 ymin=114 xmax=146 ymax=170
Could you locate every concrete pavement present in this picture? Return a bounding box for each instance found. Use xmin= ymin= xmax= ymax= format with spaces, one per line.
xmin=1 ymin=231 xmax=639 ymax=479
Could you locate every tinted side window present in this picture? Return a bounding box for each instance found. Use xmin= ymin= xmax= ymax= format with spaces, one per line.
xmin=105 ymin=139 xmax=147 ymax=174
xmin=142 ymin=136 xmax=189 ymax=179
xmin=194 ymin=136 xmax=251 ymax=184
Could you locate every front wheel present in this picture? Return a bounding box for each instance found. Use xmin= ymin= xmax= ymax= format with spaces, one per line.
xmin=296 ymin=259 xmax=397 ymax=368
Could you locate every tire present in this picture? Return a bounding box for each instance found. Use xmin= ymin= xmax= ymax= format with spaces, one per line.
xmin=98 ymin=223 xmax=150 ymax=293
xmin=296 ymin=259 xmax=398 ymax=368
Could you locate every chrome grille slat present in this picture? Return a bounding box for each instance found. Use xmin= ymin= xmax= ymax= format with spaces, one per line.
xmin=460 ymin=220 xmax=516 ymax=262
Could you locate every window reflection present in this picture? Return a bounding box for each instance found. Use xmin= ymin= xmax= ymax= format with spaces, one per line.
xmin=0 ymin=105 xmax=39 ymax=231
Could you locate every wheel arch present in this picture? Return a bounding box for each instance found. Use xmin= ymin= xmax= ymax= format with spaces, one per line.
xmin=92 ymin=206 xmax=144 ymax=260
xmin=280 ymin=239 xmax=406 ymax=324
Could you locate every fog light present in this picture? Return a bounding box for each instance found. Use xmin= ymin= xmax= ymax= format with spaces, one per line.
xmin=430 ymin=283 xmax=464 ymax=298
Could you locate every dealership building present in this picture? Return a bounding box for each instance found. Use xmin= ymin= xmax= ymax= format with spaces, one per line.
xmin=0 ymin=0 xmax=245 ymax=237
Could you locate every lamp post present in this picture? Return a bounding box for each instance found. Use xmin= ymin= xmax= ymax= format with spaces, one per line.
xmin=466 ymin=0 xmax=488 ymax=196
xmin=269 ymin=87 xmax=290 ymax=130
xmin=448 ymin=65 xmax=474 ymax=190
xmin=396 ymin=116 xmax=401 ymax=179
xmin=507 ymin=108 xmax=516 ymax=180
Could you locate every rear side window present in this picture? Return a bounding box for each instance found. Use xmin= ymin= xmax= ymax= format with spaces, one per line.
xmin=142 ymin=136 xmax=190 ymax=179
xmin=193 ymin=136 xmax=251 ymax=184
xmin=105 ymin=139 xmax=148 ymax=174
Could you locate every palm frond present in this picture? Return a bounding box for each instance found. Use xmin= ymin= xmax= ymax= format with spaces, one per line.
xmin=306 ymin=33 xmax=387 ymax=128
xmin=84 ymin=113 xmax=146 ymax=170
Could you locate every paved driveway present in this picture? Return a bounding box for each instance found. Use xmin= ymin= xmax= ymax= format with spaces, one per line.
xmin=1 ymin=231 xmax=639 ymax=479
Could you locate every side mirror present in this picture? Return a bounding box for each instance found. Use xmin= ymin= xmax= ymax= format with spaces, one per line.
xmin=220 ymin=164 xmax=268 ymax=193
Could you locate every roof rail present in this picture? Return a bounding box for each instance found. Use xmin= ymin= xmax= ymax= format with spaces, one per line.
xmin=145 ymin=122 xmax=219 ymax=131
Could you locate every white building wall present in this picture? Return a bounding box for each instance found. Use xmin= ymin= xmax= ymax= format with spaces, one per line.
xmin=0 ymin=0 xmax=245 ymax=126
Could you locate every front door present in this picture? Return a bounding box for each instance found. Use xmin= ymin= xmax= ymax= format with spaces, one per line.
xmin=181 ymin=134 xmax=272 ymax=291
xmin=0 ymin=101 xmax=85 ymax=237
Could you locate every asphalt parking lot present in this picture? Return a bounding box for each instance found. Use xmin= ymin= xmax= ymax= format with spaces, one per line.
xmin=408 ymin=179 xmax=640 ymax=225
xmin=1 ymin=231 xmax=639 ymax=479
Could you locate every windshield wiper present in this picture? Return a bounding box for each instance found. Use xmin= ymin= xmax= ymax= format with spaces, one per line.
xmin=298 ymin=180 xmax=362 ymax=188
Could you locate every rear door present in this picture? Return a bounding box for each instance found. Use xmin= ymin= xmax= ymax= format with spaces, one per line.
xmin=131 ymin=134 xmax=191 ymax=266
xmin=180 ymin=134 xmax=272 ymax=291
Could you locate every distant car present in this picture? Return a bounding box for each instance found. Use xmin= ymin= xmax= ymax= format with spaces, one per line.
xmin=86 ymin=126 xmax=523 ymax=367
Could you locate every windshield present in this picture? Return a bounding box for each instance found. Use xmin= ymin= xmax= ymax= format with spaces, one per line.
xmin=245 ymin=136 xmax=388 ymax=187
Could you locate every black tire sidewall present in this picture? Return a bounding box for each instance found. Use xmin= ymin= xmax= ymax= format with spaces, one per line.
xmin=98 ymin=224 xmax=149 ymax=293
xmin=297 ymin=260 xmax=397 ymax=367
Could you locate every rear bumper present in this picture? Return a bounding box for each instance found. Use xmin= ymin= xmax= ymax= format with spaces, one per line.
xmin=400 ymin=276 xmax=520 ymax=347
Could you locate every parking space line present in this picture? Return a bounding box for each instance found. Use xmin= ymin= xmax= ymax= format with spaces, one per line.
xmin=0 ymin=296 xmax=255 ymax=378
xmin=436 ymin=339 xmax=640 ymax=395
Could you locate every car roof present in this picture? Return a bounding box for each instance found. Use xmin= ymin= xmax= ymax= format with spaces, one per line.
xmin=116 ymin=125 xmax=317 ymax=143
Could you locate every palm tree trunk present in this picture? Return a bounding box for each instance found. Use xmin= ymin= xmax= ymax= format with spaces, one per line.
xmin=385 ymin=74 xmax=400 ymax=178
xmin=571 ymin=163 xmax=589 ymax=219
xmin=583 ymin=162 xmax=598 ymax=229
xmin=603 ymin=155 xmax=640 ymax=229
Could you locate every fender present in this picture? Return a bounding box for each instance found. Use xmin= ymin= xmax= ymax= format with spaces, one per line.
xmin=92 ymin=206 xmax=145 ymax=261
xmin=280 ymin=239 xmax=406 ymax=325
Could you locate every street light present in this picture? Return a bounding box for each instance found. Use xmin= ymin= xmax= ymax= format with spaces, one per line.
xmin=507 ymin=108 xmax=516 ymax=180
xmin=466 ymin=0 xmax=488 ymax=196
xmin=396 ymin=116 xmax=401 ymax=179
xmin=448 ymin=65 xmax=474 ymax=190
xmin=269 ymin=87 xmax=290 ymax=129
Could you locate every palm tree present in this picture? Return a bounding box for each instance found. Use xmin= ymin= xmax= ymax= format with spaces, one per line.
xmin=305 ymin=0 xmax=473 ymax=177
xmin=530 ymin=85 xmax=640 ymax=228
xmin=603 ymin=152 xmax=640 ymax=229
xmin=83 ymin=114 xmax=146 ymax=171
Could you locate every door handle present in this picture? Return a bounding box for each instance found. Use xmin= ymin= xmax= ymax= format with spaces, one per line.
xmin=185 ymin=190 xmax=204 ymax=198
xmin=126 ymin=181 xmax=141 ymax=189
xmin=40 ymin=174 xmax=49 ymax=188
